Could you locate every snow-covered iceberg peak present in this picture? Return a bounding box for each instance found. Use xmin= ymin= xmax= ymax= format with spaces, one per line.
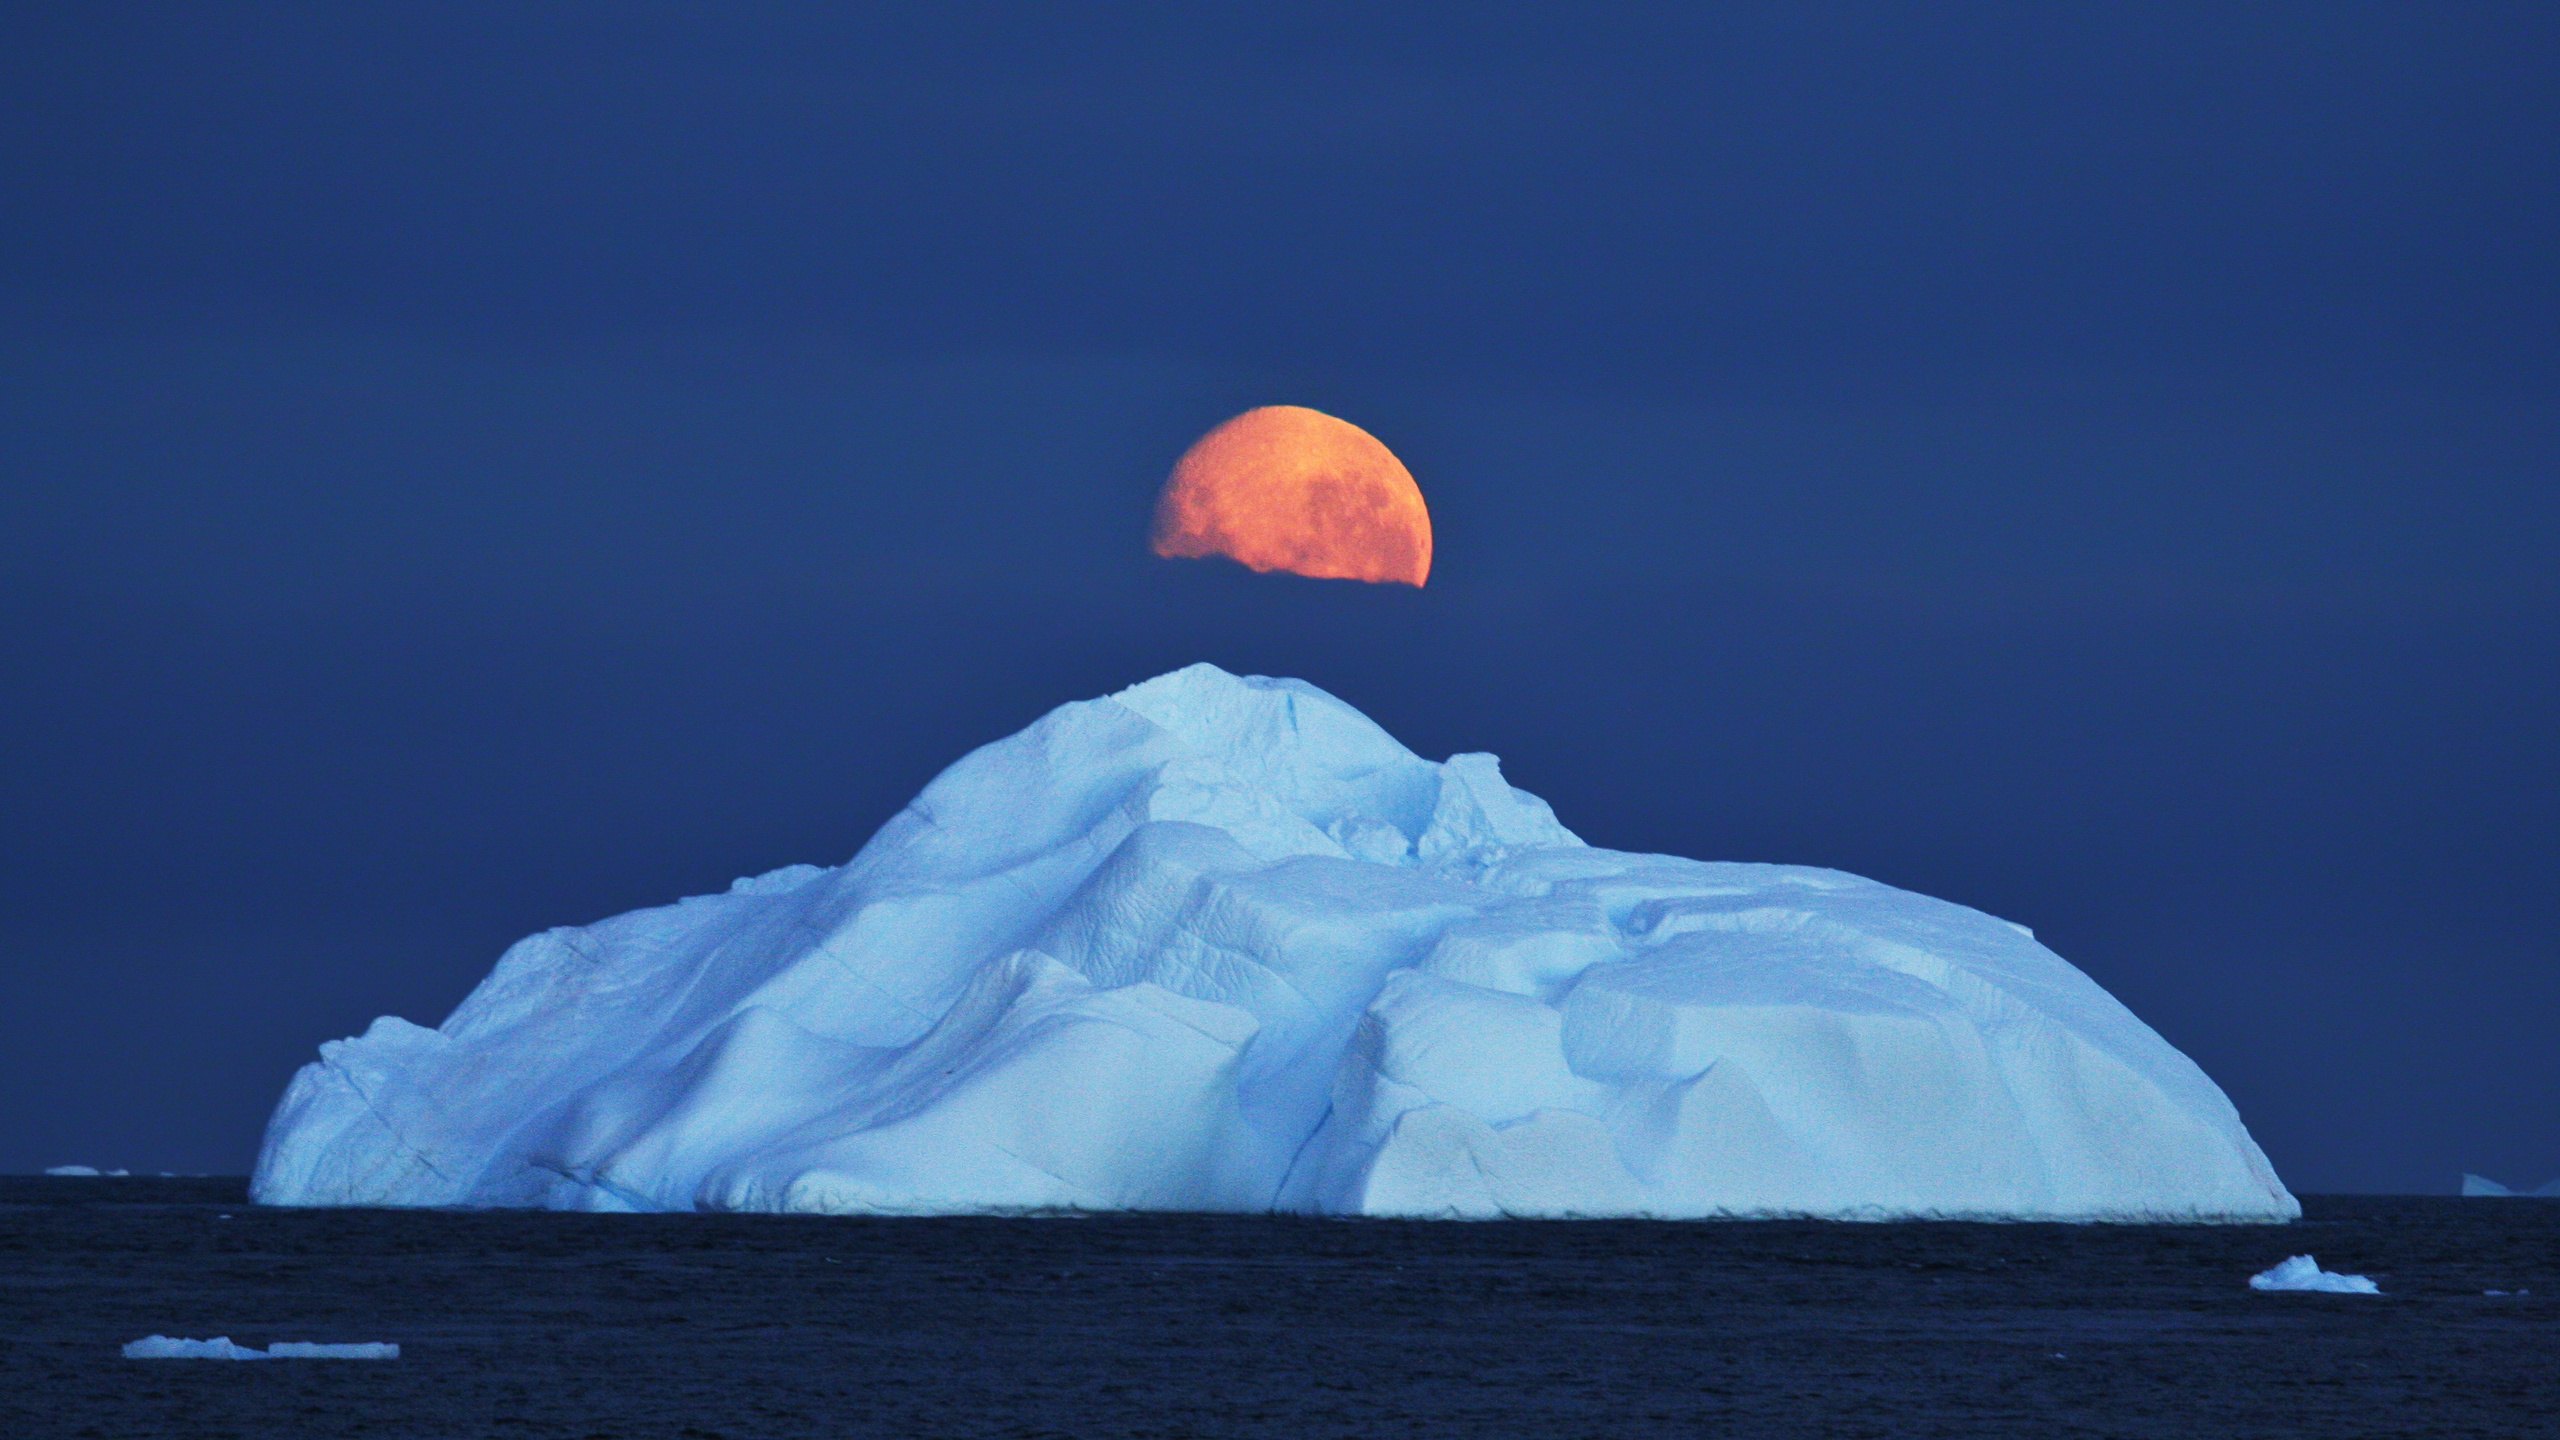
xmin=253 ymin=663 xmax=2298 ymax=1222
xmin=1093 ymin=662 xmax=1576 ymax=871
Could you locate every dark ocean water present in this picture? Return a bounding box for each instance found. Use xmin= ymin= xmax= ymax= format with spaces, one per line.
xmin=3 ymin=1177 xmax=2551 ymax=1439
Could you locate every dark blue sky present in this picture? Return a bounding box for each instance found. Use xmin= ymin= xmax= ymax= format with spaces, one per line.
xmin=3 ymin=4 xmax=2553 ymax=1192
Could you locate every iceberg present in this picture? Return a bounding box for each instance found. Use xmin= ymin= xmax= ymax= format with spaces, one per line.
xmin=2461 ymin=1173 xmax=2560 ymax=1197
xmin=2248 ymin=1256 xmax=2380 ymax=1294
xmin=124 ymin=1336 xmax=399 ymax=1360
xmin=253 ymin=664 xmax=2297 ymax=1221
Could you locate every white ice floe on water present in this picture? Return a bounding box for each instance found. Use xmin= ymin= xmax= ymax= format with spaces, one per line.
xmin=2249 ymin=1256 xmax=2381 ymax=1294
xmin=44 ymin=1165 xmax=101 ymax=1176
xmin=253 ymin=664 xmax=2300 ymax=1222
xmin=123 ymin=1336 xmax=399 ymax=1360
xmin=2461 ymin=1173 xmax=2560 ymax=1197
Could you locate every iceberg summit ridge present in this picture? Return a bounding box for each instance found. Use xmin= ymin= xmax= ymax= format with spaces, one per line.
xmin=253 ymin=663 xmax=2298 ymax=1221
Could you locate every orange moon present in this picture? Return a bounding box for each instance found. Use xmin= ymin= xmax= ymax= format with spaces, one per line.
xmin=1150 ymin=406 xmax=1432 ymax=586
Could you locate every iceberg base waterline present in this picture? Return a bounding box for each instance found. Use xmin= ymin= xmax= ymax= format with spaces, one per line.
xmin=254 ymin=664 xmax=2297 ymax=1223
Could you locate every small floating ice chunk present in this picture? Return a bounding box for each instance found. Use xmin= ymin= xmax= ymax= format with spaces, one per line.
xmin=124 ymin=1335 xmax=399 ymax=1360
xmin=2248 ymin=1255 xmax=2380 ymax=1294
xmin=44 ymin=1165 xmax=101 ymax=1176
xmin=124 ymin=1336 xmax=268 ymax=1360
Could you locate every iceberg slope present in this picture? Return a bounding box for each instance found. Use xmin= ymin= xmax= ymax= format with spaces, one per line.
xmin=254 ymin=663 xmax=2296 ymax=1220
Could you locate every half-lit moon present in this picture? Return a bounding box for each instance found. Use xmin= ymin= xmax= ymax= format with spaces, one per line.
xmin=1151 ymin=406 xmax=1432 ymax=586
